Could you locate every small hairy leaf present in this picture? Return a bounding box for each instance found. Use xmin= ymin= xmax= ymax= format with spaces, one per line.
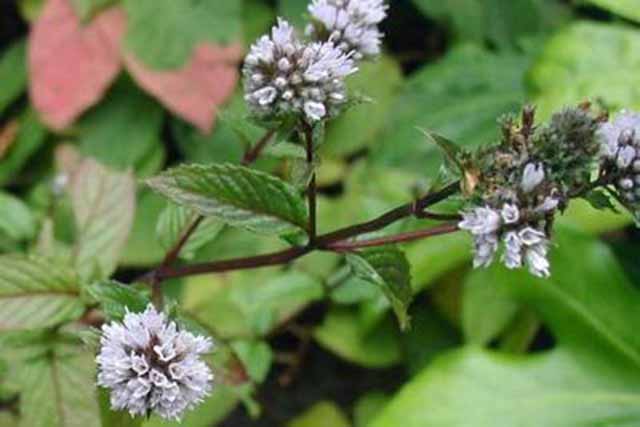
xmin=156 ymin=203 xmax=224 ymax=260
xmin=0 ymin=254 xmax=84 ymax=331
xmin=70 ymin=158 xmax=136 ymax=282
xmin=86 ymin=280 xmax=150 ymax=321
xmin=147 ymin=163 xmax=308 ymax=235
xmin=346 ymin=247 xmax=413 ymax=330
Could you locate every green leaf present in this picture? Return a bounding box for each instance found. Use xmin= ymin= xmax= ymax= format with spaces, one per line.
xmin=0 ymin=39 xmax=27 ymax=115
xmin=121 ymin=190 xmax=167 ymax=267
xmin=147 ymin=163 xmax=309 ymax=235
xmin=123 ymin=0 xmax=242 ymax=69
xmin=19 ymin=345 xmax=101 ymax=427
xmin=278 ymin=0 xmax=308 ymax=28
xmin=582 ymin=0 xmax=640 ymax=22
xmin=371 ymin=229 xmax=640 ymax=427
xmin=0 ymin=108 xmax=48 ymax=186
xmin=0 ymin=255 xmax=84 ymax=331
xmin=462 ymin=267 xmax=519 ymax=345
xmin=346 ymin=247 xmax=413 ymax=330
xmin=0 ymin=191 xmax=36 ymax=242
xmin=78 ymin=78 xmax=164 ymax=172
xmin=230 ymin=339 xmax=273 ymax=384
xmin=323 ymin=56 xmax=403 ymax=158
xmin=86 ymin=280 xmax=150 ymax=321
xmin=313 ymin=307 xmax=402 ymax=368
xmin=70 ymin=158 xmax=136 ymax=282
xmin=288 ymin=401 xmax=351 ymax=427
xmin=530 ymin=22 xmax=640 ymax=118
xmin=354 ymin=392 xmax=390 ymax=427
xmin=70 ymin=0 xmax=117 ymax=21
xmin=371 ymin=45 xmax=528 ymax=176
xmin=156 ymin=203 xmax=224 ymax=260
xmin=411 ymin=0 xmax=569 ymax=48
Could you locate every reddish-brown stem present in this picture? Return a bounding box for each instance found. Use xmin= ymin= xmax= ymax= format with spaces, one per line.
xmin=241 ymin=129 xmax=276 ymax=165
xmin=325 ymin=223 xmax=459 ymax=252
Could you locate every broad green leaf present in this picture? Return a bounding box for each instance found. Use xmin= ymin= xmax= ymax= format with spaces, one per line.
xmin=86 ymin=280 xmax=150 ymax=321
xmin=582 ymin=0 xmax=640 ymax=22
xmin=371 ymin=45 xmax=528 ymax=176
xmin=78 ymin=78 xmax=164 ymax=172
xmin=372 ymin=229 xmax=640 ymax=427
xmin=411 ymin=0 xmax=569 ymax=48
xmin=230 ymin=339 xmax=273 ymax=383
xmin=123 ymin=0 xmax=242 ymax=69
xmin=243 ymin=0 xmax=275 ymax=48
xmin=147 ymin=163 xmax=308 ymax=235
xmin=183 ymin=269 xmax=324 ymax=338
xmin=70 ymin=158 xmax=136 ymax=282
xmin=346 ymin=247 xmax=413 ymax=330
xmin=0 ymin=108 xmax=48 ymax=186
xmin=70 ymin=0 xmax=116 ymax=21
xmin=462 ymin=267 xmax=519 ymax=345
xmin=0 ymin=255 xmax=83 ymax=331
xmin=354 ymin=392 xmax=390 ymax=427
xmin=0 ymin=39 xmax=27 ymax=115
xmin=19 ymin=345 xmax=100 ymax=427
xmin=288 ymin=402 xmax=351 ymax=427
xmin=530 ymin=22 xmax=640 ymax=118
xmin=314 ymin=307 xmax=402 ymax=368
xmin=0 ymin=191 xmax=36 ymax=242
xmin=156 ymin=203 xmax=224 ymax=260
xmin=323 ymin=56 xmax=403 ymax=157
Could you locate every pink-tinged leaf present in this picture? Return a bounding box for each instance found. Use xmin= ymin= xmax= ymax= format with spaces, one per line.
xmin=124 ymin=43 xmax=243 ymax=134
xmin=28 ymin=0 xmax=125 ymax=130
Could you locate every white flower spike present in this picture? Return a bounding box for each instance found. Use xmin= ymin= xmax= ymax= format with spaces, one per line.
xmin=97 ymin=304 xmax=214 ymax=421
xmin=243 ymin=18 xmax=357 ymax=123
xmin=307 ymin=0 xmax=388 ymax=60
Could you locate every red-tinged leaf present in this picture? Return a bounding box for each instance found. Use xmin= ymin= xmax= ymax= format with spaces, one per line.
xmin=28 ymin=0 xmax=125 ymax=130
xmin=124 ymin=43 xmax=243 ymax=134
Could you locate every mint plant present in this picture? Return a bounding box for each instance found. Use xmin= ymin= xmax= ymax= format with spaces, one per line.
xmin=2 ymin=0 xmax=640 ymax=426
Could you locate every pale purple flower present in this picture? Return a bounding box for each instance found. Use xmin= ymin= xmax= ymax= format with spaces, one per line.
xmin=243 ymin=18 xmax=357 ymax=122
xmin=459 ymin=207 xmax=501 ymax=235
xmin=473 ymin=233 xmax=499 ymax=268
xmin=502 ymin=231 xmax=523 ymax=269
xmin=97 ymin=305 xmax=214 ymax=421
xmin=598 ymin=111 xmax=640 ymax=160
xmin=525 ymin=241 xmax=551 ymax=278
xmin=307 ymin=0 xmax=387 ymax=60
xmin=521 ymin=162 xmax=545 ymax=193
xmin=500 ymin=204 xmax=520 ymax=224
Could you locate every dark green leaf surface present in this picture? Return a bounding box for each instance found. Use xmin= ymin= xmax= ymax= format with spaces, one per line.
xmin=87 ymin=280 xmax=150 ymax=321
xmin=582 ymin=0 xmax=640 ymax=22
xmin=347 ymin=247 xmax=413 ymax=330
xmin=0 ymin=108 xmax=48 ymax=186
xmin=0 ymin=254 xmax=83 ymax=331
xmin=147 ymin=163 xmax=308 ymax=235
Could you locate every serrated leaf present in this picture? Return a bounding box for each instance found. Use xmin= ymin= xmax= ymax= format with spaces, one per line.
xmin=147 ymin=163 xmax=308 ymax=235
xmin=156 ymin=203 xmax=224 ymax=260
xmin=0 ymin=254 xmax=83 ymax=331
xmin=19 ymin=344 xmax=100 ymax=427
xmin=0 ymin=39 xmax=27 ymax=115
xmin=86 ymin=280 xmax=150 ymax=321
xmin=70 ymin=158 xmax=136 ymax=282
xmin=346 ymin=247 xmax=413 ymax=330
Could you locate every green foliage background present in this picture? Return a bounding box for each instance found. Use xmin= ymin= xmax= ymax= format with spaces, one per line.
xmin=1 ymin=0 xmax=640 ymax=426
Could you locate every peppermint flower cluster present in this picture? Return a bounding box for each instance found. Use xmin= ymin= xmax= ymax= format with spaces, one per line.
xmin=459 ymin=163 xmax=557 ymax=278
xmin=243 ymin=0 xmax=387 ymax=123
xmin=97 ymin=305 xmax=214 ymax=421
xmin=598 ymin=111 xmax=640 ymax=208
xmin=307 ymin=0 xmax=388 ymax=59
